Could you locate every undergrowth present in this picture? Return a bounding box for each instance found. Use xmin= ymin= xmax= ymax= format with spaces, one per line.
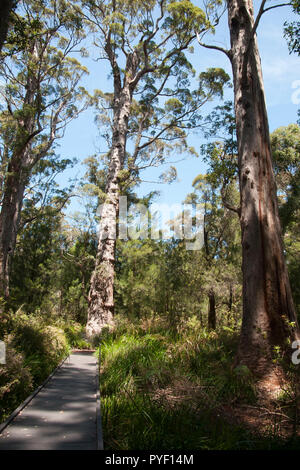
xmin=0 ymin=311 xmax=91 ymax=423
xmin=99 ymin=316 xmax=300 ymax=450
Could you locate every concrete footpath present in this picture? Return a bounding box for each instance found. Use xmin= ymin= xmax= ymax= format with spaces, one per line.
xmin=0 ymin=351 xmax=98 ymax=450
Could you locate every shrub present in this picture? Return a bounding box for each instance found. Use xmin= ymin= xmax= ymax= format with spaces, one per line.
xmin=9 ymin=312 xmax=69 ymax=385
xmin=63 ymin=322 xmax=92 ymax=349
xmin=0 ymin=312 xmax=71 ymax=422
xmin=0 ymin=339 xmax=33 ymax=422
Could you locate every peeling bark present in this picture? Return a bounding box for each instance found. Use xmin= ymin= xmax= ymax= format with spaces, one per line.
xmin=86 ymin=57 xmax=137 ymax=336
xmin=227 ymin=0 xmax=300 ymax=372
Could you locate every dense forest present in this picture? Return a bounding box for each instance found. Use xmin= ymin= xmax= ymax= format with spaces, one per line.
xmin=0 ymin=0 xmax=300 ymax=450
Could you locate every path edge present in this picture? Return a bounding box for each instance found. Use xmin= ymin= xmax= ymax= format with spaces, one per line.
xmin=0 ymin=353 xmax=70 ymax=435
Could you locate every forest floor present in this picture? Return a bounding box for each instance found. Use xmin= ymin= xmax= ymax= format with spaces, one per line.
xmin=2 ymin=313 xmax=299 ymax=450
xmin=98 ymin=316 xmax=300 ymax=450
xmin=139 ymin=372 xmax=300 ymax=443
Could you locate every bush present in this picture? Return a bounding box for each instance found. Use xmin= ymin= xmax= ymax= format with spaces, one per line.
xmin=7 ymin=311 xmax=69 ymax=386
xmin=0 ymin=339 xmax=33 ymax=422
xmin=0 ymin=312 xmax=71 ymax=423
xmin=63 ymin=322 xmax=92 ymax=349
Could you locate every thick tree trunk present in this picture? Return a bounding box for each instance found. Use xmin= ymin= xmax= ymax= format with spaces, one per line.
xmin=0 ymin=153 xmax=29 ymax=299
xmin=208 ymin=288 xmax=216 ymax=330
xmin=86 ymin=202 xmax=118 ymax=336
xmin=86 ymin=81 xmax=133 ymax=337
xmin=227 ymin=0 xmax=300 ymax=372
xmin=0 ymin=49 xmax=37 ymax=300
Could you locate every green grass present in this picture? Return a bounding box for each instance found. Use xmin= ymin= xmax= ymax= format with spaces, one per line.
xmin=99 ymin=317 xmax=300 ymax=450
xmin=63 ymin=322 xmax=92 ymax=350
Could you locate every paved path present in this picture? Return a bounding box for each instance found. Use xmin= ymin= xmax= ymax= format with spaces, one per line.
xmin=0 ymin=351 xmax=98 ymax=450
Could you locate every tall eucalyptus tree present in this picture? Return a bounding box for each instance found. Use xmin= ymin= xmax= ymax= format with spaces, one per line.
xmin=197 ymin=0 xmax=300 ymax=373
xmin=79 ymin=0 xmax=230 ymax=336
xmin=0 ymin=0 xmax=90 ymax=300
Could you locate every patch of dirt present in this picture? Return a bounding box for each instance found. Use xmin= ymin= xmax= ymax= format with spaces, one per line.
xmin=149 ymin=378 xmax=211 ymax=411
xmin=219 ymin=402 xmax=300 ymax=440
xmin=147 ymin=376 xmax=300 ymax=440
xmin=255 ymin=366 xmax=287 ymax=403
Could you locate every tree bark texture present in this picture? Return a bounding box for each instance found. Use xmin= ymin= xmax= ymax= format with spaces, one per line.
xmin=227 ymin=0 xmax=300 ymax=372
xmin=0 ymin=156 xmax=28 ymax=299
xmin=86 ymin=53 xmax=139 ymax=337
xmin=0 ymin=41 xmax=38 ymax=299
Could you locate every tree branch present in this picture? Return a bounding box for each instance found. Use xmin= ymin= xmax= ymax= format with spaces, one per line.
xmin=196 ymin=32 xmax=232 ymax=60
xmin=221 ymin=184 xmax=240 ymax=216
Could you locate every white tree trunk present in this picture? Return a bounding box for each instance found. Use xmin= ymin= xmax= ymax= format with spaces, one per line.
xmin=86 ymin=80 xmax=133 ymax=337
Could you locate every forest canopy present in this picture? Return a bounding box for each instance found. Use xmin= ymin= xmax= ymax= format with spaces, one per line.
xmin=0 ymin=0 xmax=300 ymax=450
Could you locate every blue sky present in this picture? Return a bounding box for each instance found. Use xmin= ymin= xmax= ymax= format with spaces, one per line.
xmin=57 ymin=3 xmax=300 ymax=217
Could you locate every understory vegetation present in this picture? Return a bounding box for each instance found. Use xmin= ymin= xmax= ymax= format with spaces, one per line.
xmin=0 ymin=313 xmax=88 ymax=422
xmin=99 ymin=317 xmax=300 ymax=450
xmin=0 ymin=0 xmax=300 ymax=452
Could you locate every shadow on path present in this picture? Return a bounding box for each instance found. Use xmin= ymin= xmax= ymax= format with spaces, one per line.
xmin=0 ymin=352 xmax=97 ymax=450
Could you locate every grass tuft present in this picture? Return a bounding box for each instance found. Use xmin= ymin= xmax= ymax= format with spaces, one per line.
xmin=99 ymin=316 xmax=300 ymax=450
